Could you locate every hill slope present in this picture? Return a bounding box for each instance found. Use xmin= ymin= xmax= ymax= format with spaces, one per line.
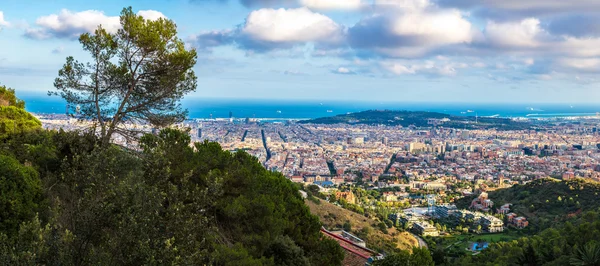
xmin=453 ymin=210 xmax=600 ymax=266
xmin=456 ymin=178 xmax=600 ymax=231
xmin=306 ymin=198 xmax=418 ymax=253
xmin=0 ymin=85 xmax=40 ymax=138
xmin=0 ymin=128 xmax=345 ymax=265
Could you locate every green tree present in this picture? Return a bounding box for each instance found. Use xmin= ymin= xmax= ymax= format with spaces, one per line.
xmin=343 ymin=220 xmax=352 ymax=232
xmin=373 ymin=247 xmax=434 ymax=266
xmin=517 ymin=245 xmax=540 ymax=266
xmin=0 ymin=155 xmax=43 ymax=236
xmin=141 ymin=129 xmax=344 ymax=265
xmin=0 ymin=85 xmax=41 ymax=139
xmin=0 ymin=106 xmax=42 ymax=139
xmin=306 ymin=184 xmax=320 ymax=196
xmin=0 ymin=122 xmax=344 ymax=264
xmin=570 ymin=242 xmax=600 ymax=266
xmin=52 ymin=7 xmax=197 ymax=145
xmin=0 ymin=85 xmax=25 ymax=108
xmin=410 ymin=247 xmax=435 ymax=266
xmin=264 ymin=235 xmax=310 ymax=266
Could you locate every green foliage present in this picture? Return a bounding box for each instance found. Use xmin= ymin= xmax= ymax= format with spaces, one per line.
xmin=300 ymin=110 xmax=532 ymax=130
xmin=343 ymin=220 xmax=352 ymax=232
xmin=0 ymin=106 xmax=42 ymax=139
xmin=0 ymin=86 xmax=41 ymax=139
xmin=570 ymin=242 xmax=600 ymax=266
xmin=0 ymin=155 xmax=42 ymax=235
xmin=0 ymin=85 xmax=25 ymax=108
xmin=456 ymin=178 xmax=600 ymax=232
xmin=264 ymin=235 xmax=310 ymax=266
xmin=452 ymin=211 xmax=600 ymax=266
xmin=373 ymin=247 xmax=434 ymax=266
xmin=53 ymin=6 xmax=197 ymax=145
xmin=0 ymin=127 xmax=343 ymax=265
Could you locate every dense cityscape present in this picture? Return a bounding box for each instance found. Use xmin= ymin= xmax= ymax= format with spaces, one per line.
xmin=41 ymin=115 xmax=600 ymax=187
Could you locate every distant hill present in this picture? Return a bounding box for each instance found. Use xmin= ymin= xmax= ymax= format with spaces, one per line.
xmin=456 ymin=178 xmax=600 ymax=232
xmin=300 ymin=110 xmax=532 ymax=130
xmin=305 ymin=198 xmax=418 ymax=254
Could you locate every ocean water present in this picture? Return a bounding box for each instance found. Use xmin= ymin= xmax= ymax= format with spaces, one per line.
xmin=20 ymin=95 xmax=600 ymax=119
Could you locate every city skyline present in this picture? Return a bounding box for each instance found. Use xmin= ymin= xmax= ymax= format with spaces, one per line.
xmin=2 ymin=0 xmax=600 ymax=103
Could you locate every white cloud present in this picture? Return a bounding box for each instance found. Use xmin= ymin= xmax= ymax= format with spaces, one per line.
xmin=381 ymin=62 xmax=415 ymax=74
xmin=0 ymin=11 xmax=10 ymax=30
xmin=381 ymin=60 xmax=460 ymax=76
xmin=477 ymin=0 xmax=600 ymax=11
xmin=190 ymin=7 xmax=344 ymax=52
xmin=25 ymin=9 xmax=167 ymax=40
xmin=25 ymin=9 xmax=120 ymax=39
xmin=348 ymin=0 xmax=476 ymax=58
xmin=242 ymin=7 xmax=343 ymax=44
xmin=301 ymin=0 xmax=364 ymax=10
xmin=375 ymin=0 xmax=431 ymax=11
xmin=137 ymin=10 xmax=167 ymax=21
xmin=480 ymin=18 xmax=600 ymax=60
xmin=484 ymin=18 xmax=544 ymax=48
xmin=333 ymin=67 xmax=356 ymax=74
xmin=390 ymin=10 xmax=473 ymax=45
xmin=187 ymin=0 xmax=600 ymax=80
xmin=557 ymin=37 xmax=600 ymax=58
xmin=337 ymin=67 xmax=351 ymax=73
xmin=556 ymin=58 xmax=600 ymax=73
xmin=437 ymin=0 xmax=600 ymax=19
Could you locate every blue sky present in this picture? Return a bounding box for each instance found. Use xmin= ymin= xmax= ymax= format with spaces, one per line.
xmin=1 ymin=0 xmax=600 ymax=103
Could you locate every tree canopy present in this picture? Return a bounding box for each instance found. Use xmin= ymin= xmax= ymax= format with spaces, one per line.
xmin=453 ymin=210 xmax=600 ymax=266
xmin=0 ymin=85 xmax=41 ymax=139
xmin=372 ymin=247 xmax=434 ymax=266
xmin=52 ymin=7 xmax=197 ymax=145
xmin=0 ymin=127 xmax=343 ymax=265
xmin=0 ymin=85 xmax=25 ymax=108
xmin=0 ymin=155 xmax=42 ymax=235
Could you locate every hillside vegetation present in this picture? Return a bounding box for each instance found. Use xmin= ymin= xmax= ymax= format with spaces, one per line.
xmin=456 ymin=178 xmax=600 ymax=231
xmin=0 ymin=85 xmax=40 ymax=138
xmin=306 ymin=198 xmax=418 ymax=253
xmin=0 ymin=113 xmax=344 ymax=264
xmin=300 ymin=110 xmax=532 ymax=130
xmin=452 ymin=211 xmax=600 ymax=266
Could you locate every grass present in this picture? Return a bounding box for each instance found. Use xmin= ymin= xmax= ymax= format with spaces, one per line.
xmin=471 ymin=233 xmax=518 ymax=243
xmin=305 ymin=198 xmax=418 ymax=253
xmin=438 ymin=232 xmax=520 ymax=254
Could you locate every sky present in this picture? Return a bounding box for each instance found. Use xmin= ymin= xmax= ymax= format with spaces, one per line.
xmin=1 ymin=0 xmax=600 ymax=103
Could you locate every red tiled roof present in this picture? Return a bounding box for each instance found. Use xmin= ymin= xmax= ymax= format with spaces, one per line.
xmin=321 ymin=228 xmax=379 ymax=259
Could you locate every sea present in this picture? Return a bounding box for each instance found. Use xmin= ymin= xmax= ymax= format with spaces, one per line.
xmin=20 ymin=95 xmax=600 ymax=120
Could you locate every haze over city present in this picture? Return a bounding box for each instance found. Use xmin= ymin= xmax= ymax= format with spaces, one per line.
xmin=2 ymin=0 xmax=600 ymax=103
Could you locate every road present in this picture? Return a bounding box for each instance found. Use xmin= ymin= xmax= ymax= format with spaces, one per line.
xmin=410 ymin=232 xmax=428 ymax=249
